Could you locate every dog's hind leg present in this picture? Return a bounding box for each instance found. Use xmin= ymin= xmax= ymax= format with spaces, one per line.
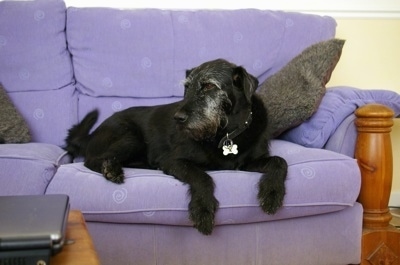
xmin=85 ymin=134 xmax=146 ymax=184
xmin=161 ymin=159 xmax=219 ymax=235
xmin=84 ymin=156 xmax=125 ymax=184
xmin=242 ymin=155 xmax=288 ymax=214
xmin=101 ymin=157 xmax=125 ymax=184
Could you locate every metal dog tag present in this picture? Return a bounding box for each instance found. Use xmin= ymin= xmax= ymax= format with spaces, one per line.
xmin=222 ymin=139 xmax=238 ymax=156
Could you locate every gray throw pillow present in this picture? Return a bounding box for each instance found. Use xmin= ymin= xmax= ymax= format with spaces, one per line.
xmin=258 ymin=38 xmax=345 ymax=137
xmin=0 ymin=83 xmax=31 ymax=143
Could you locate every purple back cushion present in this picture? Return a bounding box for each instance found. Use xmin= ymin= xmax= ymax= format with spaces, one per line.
xmin=280 ymin=87 xmax=400 ymax=149
xmin=0 ymin=0 xmax=76 ymax=145
xmin=0 ymin=3 xmax=337 ymax=145
xmin=0 ymin=0 xmax=73 ymax=92
xmin=66 ymin=8 xmax=336 ymax=123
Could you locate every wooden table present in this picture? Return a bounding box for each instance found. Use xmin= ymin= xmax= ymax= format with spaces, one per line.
xmin=51 ymin=210 xmax=100 ymax=265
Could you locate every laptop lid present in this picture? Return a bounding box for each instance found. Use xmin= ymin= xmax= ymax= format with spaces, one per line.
xmin=0 ymin=194 xmax=70 ymax=254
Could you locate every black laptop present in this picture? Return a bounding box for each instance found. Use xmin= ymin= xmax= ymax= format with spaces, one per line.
xmin=0 ymin=194 xmax=70 ymax=265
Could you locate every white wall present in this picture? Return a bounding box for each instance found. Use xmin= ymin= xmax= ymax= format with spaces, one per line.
xmin=64 ymin=0 xmax=400 ymax=18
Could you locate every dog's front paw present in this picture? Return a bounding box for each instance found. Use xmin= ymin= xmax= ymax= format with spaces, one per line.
xmin=101 ymin=158 xmax=124 ymax=184
xmin=258 ymin=177 xmax=285 ymax=215
xmin=189 ymin=194 xmax=219 ymax=235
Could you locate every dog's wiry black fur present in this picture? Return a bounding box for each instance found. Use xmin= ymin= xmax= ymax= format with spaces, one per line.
xmin=65 ymin=58 xmax=288 ymax=235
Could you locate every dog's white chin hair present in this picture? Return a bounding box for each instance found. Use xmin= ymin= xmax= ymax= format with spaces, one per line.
xmin=177 ymin=114 xmax=228 ymax=142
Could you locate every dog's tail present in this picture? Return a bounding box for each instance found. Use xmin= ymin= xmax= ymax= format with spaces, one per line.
xmin=64 ymin=109 xmax=99 ymax=158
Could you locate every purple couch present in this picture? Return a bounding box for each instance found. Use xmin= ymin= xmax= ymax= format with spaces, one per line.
xmin=1 ymin=1 xmax=399 ymax=264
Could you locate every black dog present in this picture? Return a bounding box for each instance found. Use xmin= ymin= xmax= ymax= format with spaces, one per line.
xmin=65 ymin=58 xmax=288 ymax=235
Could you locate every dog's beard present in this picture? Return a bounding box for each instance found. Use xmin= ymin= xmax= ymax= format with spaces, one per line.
xmin=183 ymin=114 xmax=228 ymax=141
xmin=179 ymin=93 xmax=230 ymax=141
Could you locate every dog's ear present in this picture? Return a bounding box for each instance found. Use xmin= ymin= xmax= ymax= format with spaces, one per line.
xmin=232 ymin=66 xmax=259 ymax=103
xmin=186 ymin=68 xmax=193 ymax=77
xmin=184 ymin=68 xmax=195 ymax=97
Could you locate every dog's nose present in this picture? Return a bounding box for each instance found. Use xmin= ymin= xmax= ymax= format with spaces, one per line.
xmin=174 ymin=111 xmax=188 ymax=123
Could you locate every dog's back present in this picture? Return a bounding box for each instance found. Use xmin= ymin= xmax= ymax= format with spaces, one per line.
xmin=64 ymin=109 xmax=99 ymax=157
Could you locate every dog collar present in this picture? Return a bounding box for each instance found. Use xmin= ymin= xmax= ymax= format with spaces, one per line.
xmin=218 ymin=110 xmax=253 ymax=155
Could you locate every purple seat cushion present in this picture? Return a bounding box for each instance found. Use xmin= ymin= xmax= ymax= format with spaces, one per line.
xmin=46 ymin=140 xmax=360 ymax=226
xmin=280 ymin=87 xmax=400 ymax=148
xmin=0 ymin=143 xmax=70 ymax=195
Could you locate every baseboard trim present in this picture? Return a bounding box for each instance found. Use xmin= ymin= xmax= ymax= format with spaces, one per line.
xmin=389 ymin=191 xmax=400 ymax=207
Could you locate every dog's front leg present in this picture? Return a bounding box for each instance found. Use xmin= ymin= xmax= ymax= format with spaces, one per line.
xmin=161 ymin=159 xmax=219 ymax=235
xmin=242 ymin=155 xmax=288 ymax=214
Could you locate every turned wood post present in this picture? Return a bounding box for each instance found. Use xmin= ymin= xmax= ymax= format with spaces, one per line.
xmin=355 ymin=104 xmax=394 ymax=228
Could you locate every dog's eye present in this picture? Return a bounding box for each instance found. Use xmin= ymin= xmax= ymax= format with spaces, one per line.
xmin=202 ymin=83 xmax=214 ymax=91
